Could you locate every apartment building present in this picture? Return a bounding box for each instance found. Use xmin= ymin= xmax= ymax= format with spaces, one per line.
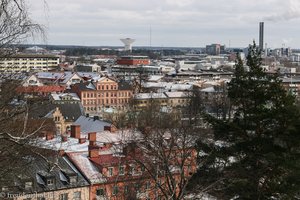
xmin=1 ymin=155 xmax=89 ymax=200
xmin=133 ymin=91 xmax=190 ymax=109
xmin=117 ymin=55 xmax=150 ymax=66
xmin=65 ymin=129 xmax=196 ymax=200
xmin=71 ymin=77 xmax=133 ymax=115
xmin=0 ymin=54 xmax=59 ymax=72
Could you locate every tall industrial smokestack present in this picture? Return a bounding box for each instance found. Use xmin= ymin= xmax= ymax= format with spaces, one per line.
xmin=259 ymin=22 xmax=264 ymax=51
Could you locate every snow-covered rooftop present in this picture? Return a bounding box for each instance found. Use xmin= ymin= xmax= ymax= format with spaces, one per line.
xmin=67 ymin=152 xmax=106 ymax=184
xmin=51 ymin=92 xmax=80 ymax=101
xmin=148 ymin=75 xmax=164 ymax=82
xmin=37 ymin=129 xmax=142 ymax=153
xmin=134 ymin=92 xmax=167 ymax=100
xmin=164 ymin=91 xmax=189 ymax=98
xmin=73 ymin=116 xmax=111 ymax=134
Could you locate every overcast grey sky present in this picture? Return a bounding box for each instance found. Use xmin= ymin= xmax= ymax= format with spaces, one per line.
xmin=27 ymin=0 xmax=300 ymax=48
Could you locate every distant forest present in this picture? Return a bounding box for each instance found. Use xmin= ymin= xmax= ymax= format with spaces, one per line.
xmin=64 ymin=48 xmax=187 ymax=58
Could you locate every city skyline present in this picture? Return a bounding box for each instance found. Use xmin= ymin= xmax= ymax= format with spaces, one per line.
xmin=27 ymin=0 xmax=300 ymax=48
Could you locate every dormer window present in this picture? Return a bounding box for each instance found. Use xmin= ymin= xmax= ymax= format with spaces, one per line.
xmin=25 ymin=181 xmax=33 ymax=189
xmin=69 ymin=176 xmax=77 ymax=184
xmin=47 ymin=178 xmax=54 ymax=186
xmin=1 ymin=186 xmax=8 ymax=192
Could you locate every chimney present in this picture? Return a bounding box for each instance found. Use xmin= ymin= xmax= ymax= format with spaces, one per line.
xmin=100 ymin=143 xmax=113 ymax=151
xmin=89 ymin=147 xmax=99 ymax=158
xmin=93 ymin=116 xmax=99 ymax=121
xmin=71 ymin=125 xmax=80 ymax=139
xmin=88 ymin=132 xmax=99 ymax=158
xmin=79 ymin=137 xmax=86 ymax=144
xmin=89 ymin=132 xmax=97 ymax=143
xmin=62 ymin=134 xmax=68 ymax=142
xmin=58 ymin=149 xmax=65 ymax=156
xmin=45 ymin=131 xmax=54 ymax=140
xmin=104 ymin=125 xmax=117 ymax=133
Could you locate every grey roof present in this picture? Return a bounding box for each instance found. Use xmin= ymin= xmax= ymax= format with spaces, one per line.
xmin=3 ymin=156 xmax=89 ymax=194
xmin=73 ymin=116 xmax=111 ymax=134
xmin=29 ymin=102 xmax=84 ymax=122
xmin=118 ymin=81 xmax=132 ymax=90
xmin=55 ymin=103 xmax=85 ymax=122
xmin=73 ymin=81 xmax=96 ymax=91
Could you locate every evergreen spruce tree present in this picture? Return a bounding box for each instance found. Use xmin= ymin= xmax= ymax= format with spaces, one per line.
xmin=195 ymin=43 xmax=300 ymax=199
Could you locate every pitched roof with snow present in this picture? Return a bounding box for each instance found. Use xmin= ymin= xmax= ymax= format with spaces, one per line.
xmin=67 ymin=152 xmax=106 ymax=184
xmin=73 ymin=116 xmax=111 ymax=134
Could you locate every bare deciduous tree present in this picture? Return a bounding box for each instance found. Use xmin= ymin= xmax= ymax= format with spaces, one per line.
xmin=120 ymin=102 xmax=200 ymax=200
xmin=0 ymin=0 xmax=50 ymax=188
xmin=0 ymin=0 xmax=44 ymax=54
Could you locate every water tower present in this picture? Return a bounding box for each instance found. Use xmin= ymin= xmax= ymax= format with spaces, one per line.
xmin=120 ymin=38 xmax=135 ymax=52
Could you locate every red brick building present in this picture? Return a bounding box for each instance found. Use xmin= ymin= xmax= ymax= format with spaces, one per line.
xmin=66 ymin=130 xmax=197 ymax=200
xmin=117 ymin=56 xmax=150 ymax=66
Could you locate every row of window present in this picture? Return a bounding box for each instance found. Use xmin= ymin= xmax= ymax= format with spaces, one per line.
xmin=96 ymin=181 xmax=151 ymax=197
xmin=83 ymin=98 xmax=129 ymax=105
xmin=23 ymin=191 xmax=81 ymax=200
xmin=96 ymin=84 xmax=117 ymax=90
xmin=3 ymin=58 xmax=58 ymax=61
xmin=82 ymin=92 xmax=130 ymax=98
xmin=107 ymin=165 xmax=145 ymax=177
xmin=58 ymin=191 xmax=81 ymax=200
xmin=137 ymin=99 xmax=189 ymax=104
xmin=85 ymin=104 xmax=128 ymax=111
xmin=0 ymin=62 xmax=57 ymax=65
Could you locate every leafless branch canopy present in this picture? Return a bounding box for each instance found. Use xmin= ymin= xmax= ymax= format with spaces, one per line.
xmin=0 ymin=0 xmax=45 ymax=53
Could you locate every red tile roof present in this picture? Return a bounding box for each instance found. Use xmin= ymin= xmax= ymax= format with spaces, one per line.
xmin=17 ymin=85 xmax=66 ymax=93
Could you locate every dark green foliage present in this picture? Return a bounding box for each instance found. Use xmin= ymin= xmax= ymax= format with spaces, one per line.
xmin=194 ymin=43 xmax=300 ymax=199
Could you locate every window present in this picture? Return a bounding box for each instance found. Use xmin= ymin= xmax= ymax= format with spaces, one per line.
xmin=145 ymin=181 xmax=151 ymax=190
xmin=157 ymin=179 xmax=161 ymax=186
xmin=108 ymin=167 xmax=113 ymax=177
xmin=124 ymin=185 xmax=129 ymax=194
xmin=73 ymin=191 xmax=81 ymax=200
xmin=25 ymin=181 xmax=33 ymax=189
xmin=134 ymin=183 xmax=140 ymax=192
xmin=70 ymin=176 xmax=77 ymax=184
xmin=59 ymin=193 xmax=68 ymax=200
xmin=47 ymin=178 xmax=54 ymax=186
xmin=119 ymin=166 xmax=125 ymax=175
xmin=96 ymin=188 xmax=105 ymax=196
xmin=129 ymin=166 xmax=135 ymax=175
xmin=112 ymin=186 xmax=119 ymax=195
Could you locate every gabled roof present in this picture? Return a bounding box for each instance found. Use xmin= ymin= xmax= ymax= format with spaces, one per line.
xmin=67 ymin=152 xmax=105 ymax=184
xmin=73 ymin=81 xmax=96 ymax=91
xmin=118 ymin=81 xmax=132 ymax=90
xmin=29 ymin=102 xmax=84 ymax=122
xmin=60 ymin=72 xmax=83 ymax=84
xmin=2 ymin=156 xmax=89 ymax=193
xmin=73 ymin=116 xmax=111 ymax=134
